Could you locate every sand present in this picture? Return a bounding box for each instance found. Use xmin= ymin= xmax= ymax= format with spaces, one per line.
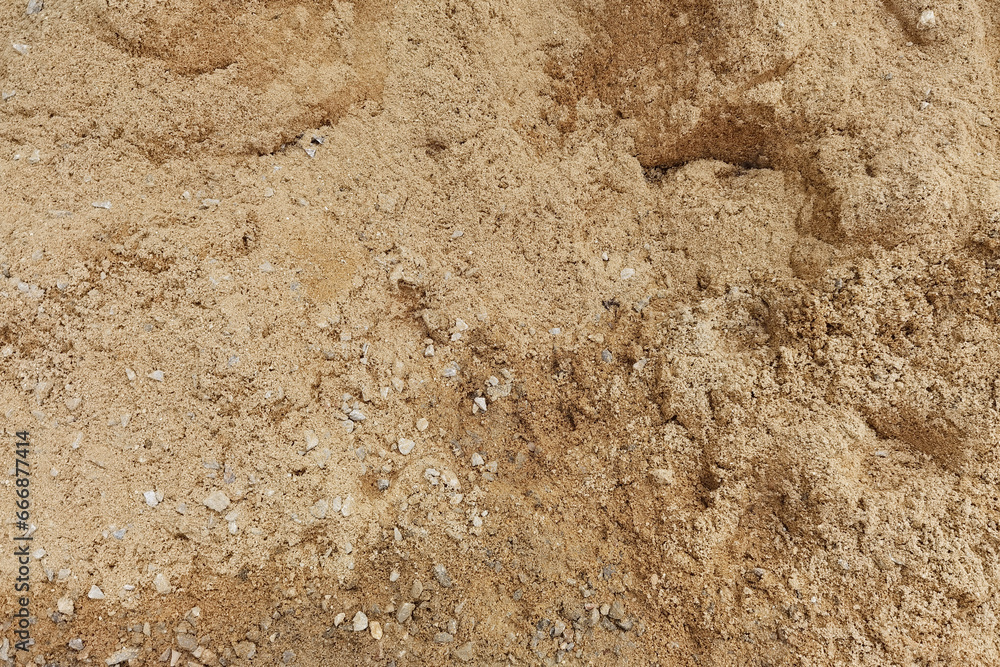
xmin=1 ymin=0 xmax=999 ymax=664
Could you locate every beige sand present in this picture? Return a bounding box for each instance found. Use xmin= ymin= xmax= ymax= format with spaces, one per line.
xmin=1 ymin=0 xmax=999 ymax=664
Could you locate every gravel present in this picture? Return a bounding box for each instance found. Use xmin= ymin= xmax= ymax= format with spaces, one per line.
xmin=88 ymin=585 xmax=104 ymax=599
xmin=352 ymin=611 xmax=369 ymax=632
xmin=453 ymin=642 xmax=475 ymax=662
xmin=154 ymin=573 xmax=170 ymax=594
xmin=105 ymin=648 xmax=138 ymax=665
xmin=433 ymin=564 xmax=453 ymax=588
xmin=396 ymin=602 xmax=415 ymax=623
xmin=203 ymin=491 xmax=231 ymax=512
xmin=398 ymin=438 xmax=415 ymax=455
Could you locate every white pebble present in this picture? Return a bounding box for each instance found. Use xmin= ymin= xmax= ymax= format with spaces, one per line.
xmin=91 ymin=200 xmax=111 ymax=209
xmin=917 ymin=9 xmax=936 ymax=29
xmin=416 ymin=418 xmax=429 ymax=431
xmin=148 ymin=370 xmax=164 ymax=382
xmin=334 ymin=612 xmax=346 ymax=627
xmin=143 ymin=491 xmax=159 ymax=507
xmin=341 ymin=495 xmax=353 ymax=517
xmin=620 ymin=268 xmax=636 ymax=280
xmin=348 ymin=409 xmax=366 ymax=422
xmin=473 ymin=397 xmax=487 ymax=413
xmin=12 ymin=43 xmax=30 ymax=56
xmin=125 ymin=368 xmax=136 ymax=382
xmin=154 ymin=573 xmax=171 ymax=594
xmin=304 ymin=430 xmax=319 ymax=452
xmin=454 ymin=318 xmax=469 ymax=332
xmin=353 ymin=611 xmax=369 ymax=632
xmin=471 ymin=453 xmax=484 ymax=467
xmin=202 ymin=490 xmax=231 ymax=512
xmin=398 ymin=438 xmax=415 ymax=455
xmin=259 ymin=262 xmax=274 ymax=273
xmin=87 ymin=585 xmax=104 ymax=600
xmin=26 ymin=0 xmax=43 ymax=15
xmin=390 ymin=570 xmax=400 ymax=582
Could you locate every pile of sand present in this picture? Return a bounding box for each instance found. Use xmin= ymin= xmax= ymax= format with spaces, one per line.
xmin=1 ymin=0 xmax=999 ymax=664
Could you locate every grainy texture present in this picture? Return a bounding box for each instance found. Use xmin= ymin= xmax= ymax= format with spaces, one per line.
xmin=1 ymin=0 xmax=999 ymax=665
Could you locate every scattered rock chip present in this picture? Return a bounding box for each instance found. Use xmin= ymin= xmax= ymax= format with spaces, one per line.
xmin=154 ymin=573 xmax=171 ymax=594
xmin=434 ymin=632 xmax=455 ymax=643
xmin=58 ymin=597 xmax=74 ymax=615
xmin=26 ymin=0 xmax=43 ymax=15
xmin=453 ymin=642 xmax=475 ymax=662
xmin=310 ymin=499 xmax=329 ymax=519
xmin=144 ymin=490 xmax=159 ymax=507
xmin=352 ymin=611 xmax=369 ymax=632
xmin=434 ymin=564 xmax=453 ymax=588
xmin=105 ymin=648 xmax=139 ymax=665
xmin=370 ymin=620 xmax=383 ymax=640
xmin=88 ymin=585 xmax=104 ymax=600
xmin=396 ymin=602 xmax=415 ymax=623
xmin=176 ymin=633 xmax=197 ymax=651
xmin=148 ymin=370 xmax=164 ymax=382
xmin=233 ymin=641 xmax=256 ymax=659
xmin=398 ymin=438 xmax=415 ymax=455
xmin=203 ymin=491 xmax=231 ymax=512
xmin=68 ymin=638 xmax=84 ymax=651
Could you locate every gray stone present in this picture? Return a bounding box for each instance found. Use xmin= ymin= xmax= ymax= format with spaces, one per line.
xmin=234 ymin=641 xmax=256 ymax=659
xmin=434 ymin=632 xmax=454 ymax=643
xmin=396 ymin=602 xmax=415 ymax=624
xmin=105 ymin=648 xmax=139 ymax=665
xmin=353 ymin=611 xmax=369 ymax=632
xmin=608 ymin=599 xmax=625 ymax=621
xmin=433 ymin=564 xmax=453 ymax=588
xmin=203 ymin=491 xmax=230 ymax=512
xmin=176 ymin=633 xmax=197 ymax=651
xmin=453 ymin=642 xmax=475 ymax=662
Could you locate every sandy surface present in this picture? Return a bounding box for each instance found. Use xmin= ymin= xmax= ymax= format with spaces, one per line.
xmin=2 ymin=0 xmax=1000 ymax=664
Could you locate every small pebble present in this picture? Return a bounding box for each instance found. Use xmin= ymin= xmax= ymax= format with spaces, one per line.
xmin=154 ymin=573 xmax=170 ymax=594
xmin=396 ymin=602 xmax=415 ymax=623
xmin=334 ymin=613 xmax=346 ymax=627
xmin=352 ymin=611 xmax=369 ymax=632
xmin=377 ymin=478 xmax=390 ymax=491
xmin=143 ymin=490 xmax=159 ymax=507
xmin=88 ymin=585 xmax=104 ymax=600
xmin=416 ymin=417 xmax=429 ymax=431
xmin=148 ymin=370 xmax=164 ymax=382
xmin=620 ymin=268 xmax=635 ymax=280
xmin=68 ymin=638 xmax=84 ymax=651
xmin=26 ymin=0 xmax=43 ymax=15
xmin=12 ymin=43 xmax=30 ymax=55
xmin=370 ymin=620 xmax=383 ymax=640
xmin=471 ymin=453 xmax=484 ymax=467
xmin=473 ymin=397 xmax=487 ymax=413
xmin=434 ymin=564 xmax=453 ymax=588
xmin=434 ymin=632 xmax=454 ymax=643
xmin=91 ymin=200 xmax=111 ymax=209
xmin=601 ymin=350 xmax=612 ymax=363
xmin=310 ymin=499 xmax=329 ymax=519
xmin=348 ymin=409 xmax=366 ymax=422
xmin=398 ymin=438 xmax=415 ymax=455
xmin=203 ymin=490 xmax=231 ymax=512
